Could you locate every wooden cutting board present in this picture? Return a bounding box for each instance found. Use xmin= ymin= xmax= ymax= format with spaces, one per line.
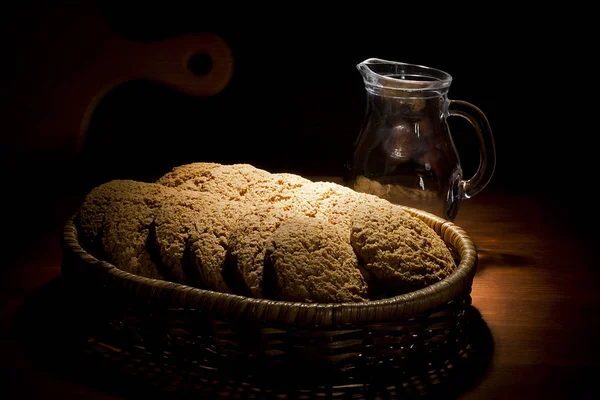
xmin=4 ymin=2 xmax=233 ymax=156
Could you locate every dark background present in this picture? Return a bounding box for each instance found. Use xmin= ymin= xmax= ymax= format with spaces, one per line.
xmin=0 ymin=2 xmax=592 ymax=236
xmin=2 ymin=4 xmax=599 ymax=399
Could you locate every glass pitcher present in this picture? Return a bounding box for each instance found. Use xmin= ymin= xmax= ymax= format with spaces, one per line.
xmin=350 ymin=58 xmax=496 ymax=221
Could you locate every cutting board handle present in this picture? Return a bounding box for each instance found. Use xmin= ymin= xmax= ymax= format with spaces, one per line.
xmin=76 ymin=33 xmax=234 ymax=153
xmin=131 ymin=33 xmax=234 ymax=97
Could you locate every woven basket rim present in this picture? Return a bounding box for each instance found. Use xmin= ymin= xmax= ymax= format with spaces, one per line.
xmin=62 ymin=206 xmax=477 ymax=327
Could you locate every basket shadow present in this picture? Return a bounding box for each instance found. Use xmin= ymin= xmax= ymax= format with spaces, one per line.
xmin=476 ymin=249 xmax=536 ymax=274
xmin=12 ymin=276 xmax=495 ymax=400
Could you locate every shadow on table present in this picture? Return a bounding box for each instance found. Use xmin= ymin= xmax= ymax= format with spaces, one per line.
xmin=12 ymin=277 xmax=495 ymax=400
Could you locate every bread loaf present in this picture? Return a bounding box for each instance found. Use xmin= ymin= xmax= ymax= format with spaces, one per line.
xmin=77 ymin=162 xmax=456 ymax=302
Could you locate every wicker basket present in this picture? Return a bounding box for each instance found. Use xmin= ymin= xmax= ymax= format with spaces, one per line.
xmin=60 ymin=207 xmax=479 ymax=397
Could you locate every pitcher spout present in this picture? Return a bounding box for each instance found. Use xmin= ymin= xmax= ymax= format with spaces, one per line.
xmin=356 ymin=58 xmax=381 ymax=78
xmin=357 ymin=58 xmax=452 ymax=92
xmin=356 ymin=58 xmax=393 ymax=78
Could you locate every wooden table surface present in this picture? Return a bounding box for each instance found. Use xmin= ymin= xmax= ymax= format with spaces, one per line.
xmin=1 ymin=184 xmax=599 ymax=399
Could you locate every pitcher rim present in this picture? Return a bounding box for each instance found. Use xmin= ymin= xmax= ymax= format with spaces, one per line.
xmin=357 ymin=58 xmax=452 ymax=91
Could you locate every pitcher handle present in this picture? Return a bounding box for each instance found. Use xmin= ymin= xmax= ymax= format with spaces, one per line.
xmin=448 ymin=100 xmax=497 ymax=199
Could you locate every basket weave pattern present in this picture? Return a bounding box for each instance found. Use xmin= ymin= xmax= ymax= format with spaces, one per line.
xmin=61 ymin=207 xmax=478 ymax=396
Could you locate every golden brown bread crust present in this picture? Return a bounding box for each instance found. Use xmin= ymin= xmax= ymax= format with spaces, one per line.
xmin=101 ymin=201 xmax=164 ymax=280
xmin=155 ymin=162 xmax=222 ymax=191
xmin=186 ymin=197 xmax=240 ymax=293
xmin=264 ymin=217 xmax=368 ymax=303
xmin=79 ymin=180 xmax=178 ymax=279
xmin=153 ymin=190 xmax=238 ymax=290
xmin=227 ymin=200 xmax=302 ymax=298
xmin=77 ymin=163 xmax=456 ymax=302
xmin=350 ymin=197 xmax=455 ymax=295
xmin=292 ymin=182 xmax=369 ymax=240
xmin=78 ymin=180 xmax=169 ymax=247
xmin=157 ymin=163 xmax=310 ymax=203
xmin=155 ymin=163 xmax=311 ymax=292
xmin=226 ymin=181 xmax=365 ymax=299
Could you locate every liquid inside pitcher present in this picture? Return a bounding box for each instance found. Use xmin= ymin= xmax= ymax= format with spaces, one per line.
xmin=350 ymin=59 xmax=495 ymax=221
